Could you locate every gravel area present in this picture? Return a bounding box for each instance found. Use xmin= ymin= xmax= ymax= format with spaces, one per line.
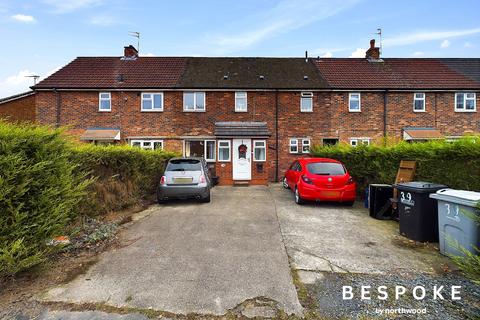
xmin=308 ymin=270 xmax=480 ymax=319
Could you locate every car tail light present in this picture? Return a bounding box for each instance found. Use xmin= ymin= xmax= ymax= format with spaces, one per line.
xmin=301 ymin=175 xmax=313 ymax=184
xmin=199 ymin=175 xmax=206 ymax=184
xmin=346 ymin=176 xmax=354 ymax=185
xmin=160 ymin=175 xmax=166 ymax=186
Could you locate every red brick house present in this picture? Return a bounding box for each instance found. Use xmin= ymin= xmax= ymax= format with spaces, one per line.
xmin=28 ymin=42 xmax=479 ymax=185
xmin=0 ymin=91 xmax=36 ymax=123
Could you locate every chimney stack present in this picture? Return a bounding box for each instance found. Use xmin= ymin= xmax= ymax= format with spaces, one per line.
xmin=124 ymin=45 xmax=138 ymax=59
xmin=365 ymin=39 xmax=380 ymax=60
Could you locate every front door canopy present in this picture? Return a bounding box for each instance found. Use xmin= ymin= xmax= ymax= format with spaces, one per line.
xmin=214 ymin=121 xmax=270 ymax=138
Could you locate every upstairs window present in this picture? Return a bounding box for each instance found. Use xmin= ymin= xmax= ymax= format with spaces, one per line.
xmin=300 ymin=92 xmax=313 ymax=112
xmin=253 ymin=140 xmax=266 ymax=161
xmin=99 ymin=92 xmax=111 ymax=111
xmin=349 ymin=93 xmax=361 ymax=112
xmin=184 ymin=92 xmax=206 ymax=111
xmin=413 ymin=93 xmax=425 ymax=112
xmin=455 ymin=92 xmax=476 ymax=112
xmin=235 ymin=91 xmax=247 ymax=112
xmin=141 ymin=93 xmax=163 ymax=111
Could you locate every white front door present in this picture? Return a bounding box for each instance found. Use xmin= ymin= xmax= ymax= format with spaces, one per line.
xmin=232 ymin=138 xmax=251 ymax=180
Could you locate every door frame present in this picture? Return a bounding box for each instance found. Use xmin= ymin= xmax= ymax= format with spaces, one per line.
xmin=232 ymin=138 xmax=252 ymax=180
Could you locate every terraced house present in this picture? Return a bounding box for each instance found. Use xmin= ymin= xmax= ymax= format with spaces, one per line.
xmin=3 ymin=40 xmax=479 ymax=185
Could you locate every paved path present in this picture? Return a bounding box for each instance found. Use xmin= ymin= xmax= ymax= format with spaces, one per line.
xmin=40 ymin=186 xmax=302 ymax=317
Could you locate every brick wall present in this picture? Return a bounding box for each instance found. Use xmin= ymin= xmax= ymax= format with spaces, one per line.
xmin=0 ymin=93 xmax=36 ymax=123
xmin=35 ymin=90 xmax=480 ymax=183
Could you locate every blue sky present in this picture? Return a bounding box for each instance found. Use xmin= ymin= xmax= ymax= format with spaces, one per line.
xmin=0 ymin=0 xmax=479 ymax=98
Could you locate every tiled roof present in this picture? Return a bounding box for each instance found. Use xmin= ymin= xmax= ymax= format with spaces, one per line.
xmin=34 ymin=57 xmax=187 ymax=89
xmin=178 ymin=57 xmax=329 ymax=89
xmin=0 ymin=91 xmax=35 ymax=104
xmin=215 ymin=122 xmax=271 ymax=137
xmin=441 ymin=58 xmax=480 ymax=83
xmin=313 ymin=58 xmax=480 ymax=89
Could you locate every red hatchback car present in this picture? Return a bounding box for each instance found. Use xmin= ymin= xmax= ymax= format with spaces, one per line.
xmin=283 ymin=158 xmax=356 ymax=205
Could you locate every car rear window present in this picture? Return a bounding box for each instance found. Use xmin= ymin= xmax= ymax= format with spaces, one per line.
xmin=166 ymin=159 xmax=202 ymax=171
xmin=306 ymin=162 xmax=345 ymax=176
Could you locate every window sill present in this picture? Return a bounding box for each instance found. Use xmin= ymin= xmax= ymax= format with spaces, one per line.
xmin=98 ymin=110 xmax=111 ymax=112
xmin=218 ymin=160 xmax=231 ymax=162
xmin=183 ymin=110 xmax=206 ymax=112
xmin=141 ymin=109 xmax=164 ymax=112
xmin=413 ymin=110 xmax=426 ymax=113
xmin=349 ymin=110 xmax=361 ymax=113
xmin=253 ymin=159 xmax=266 ymax=162
xmin=455 ymin=109 xmax=476 ymax=113
xmin=300 ymin=110 xmax=313 ymax=113
xmin=235 ymin=110 xmax=248 ymax=113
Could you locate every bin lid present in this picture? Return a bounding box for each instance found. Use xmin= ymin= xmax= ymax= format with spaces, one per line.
xmin=430 ymin=188 xmax=480 ymax=208
xmin=394 ymin=181 xmax=448 ymax=193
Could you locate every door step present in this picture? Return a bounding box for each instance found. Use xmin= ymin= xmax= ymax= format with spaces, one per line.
xmin=233 ymin=180 xmax=250 ymax=187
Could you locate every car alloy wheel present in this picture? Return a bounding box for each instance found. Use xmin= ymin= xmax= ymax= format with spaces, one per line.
xmin=295 ymin=187 xmax=304 ymax=205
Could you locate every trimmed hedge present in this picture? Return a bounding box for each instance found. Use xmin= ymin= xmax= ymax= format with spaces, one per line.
xmin=0 ymin=121 xmax=175 ymax=277
xmin=72 ymin=144 xmax=177 ymax=215
xmin=310 ymin=138 xmax=480 ymax=195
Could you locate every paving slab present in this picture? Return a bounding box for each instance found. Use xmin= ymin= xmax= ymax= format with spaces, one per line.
xmin=40 ymin=186 xmax=302 ymax=317
xmin=270 ymin=183 xmax=454 ymax=274
xmin=38 ymin=310 xmax=149 ymax=320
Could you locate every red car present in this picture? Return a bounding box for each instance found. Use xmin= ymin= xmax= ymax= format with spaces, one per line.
xmin=283 ymin=158 xmax=356 ymax=205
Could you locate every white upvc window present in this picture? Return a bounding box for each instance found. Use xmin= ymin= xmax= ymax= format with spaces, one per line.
xmin=235 ymin=91 xmax=247 ymax=112
xmin=99 ymin=92 xmax=111 ymax=111
xmin=300 ymin=92 xmax=313 ymax=112
xmin=289 ymin=139 xmax=298 ymax=153
xmin=218 ymin=140 xmax=231 ymax=162
xmin=141 ymin=92 xmax=163 ymax=111
xmin=183 ymin=91 xmax=206 ymax=111
xmin=302 ymin=139 xmax=311 ymax=153
xmin=131 ymin=140 xmax=164 ymax=150
xmin=205 ymin=140 xmax=216 ymax=162
xmin=413 ymin=93 xmax=425 ymax=112
xmin=350 ymin=138 xmax=370 ymax=147
xmin=455 ymin=92 xmax=476 ymax=112
xmin=349 ymin=93 xmax=361 ymax=112
xmin=253 ymin=140 xmax=266 ymax=161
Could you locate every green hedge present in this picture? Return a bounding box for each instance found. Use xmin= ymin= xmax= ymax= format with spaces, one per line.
xmin=310 ymin=138 xmax=480 ymax=195
xmin=0 ymin=121 xmax=175 ymax=277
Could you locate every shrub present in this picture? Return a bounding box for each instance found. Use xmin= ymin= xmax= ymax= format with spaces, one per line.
xmin=0 ymin=122 xmax=90 ymax=277
xmin=310 ymin=138 xmax=480 ymax=195
xmin=71 ymin=144 xmax=177 ymax=215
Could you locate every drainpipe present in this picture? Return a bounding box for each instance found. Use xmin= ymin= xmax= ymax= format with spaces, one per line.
xmin=383 ymin=89 xmax=388 ymax=145
xmin=54 ymin=88 xmax=61 ymax=128
xmin=275 ymin=89 xmax=279 ymax=182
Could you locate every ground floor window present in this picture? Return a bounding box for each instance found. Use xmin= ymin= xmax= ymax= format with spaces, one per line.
xmin=350 ymin=138 xmax=370 ymax=147
xmin=218 ymin=140 xmax=231 ymax=162
xmin=131 ymin=140 xmax=163 ymax=150
xmin=289 ymin=139 xmax=298 ymax=153
xmin=302 ymin=139 xmax=310 ymax=153
xmin=184 ymin=140 xmax=216 ymax=162
xmin=253 ymin=140 xmax=266 ymax=161
xmin=290 ymin=138 xmax=311 ymax=154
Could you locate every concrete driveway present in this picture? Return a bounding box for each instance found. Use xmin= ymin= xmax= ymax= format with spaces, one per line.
xmin=41 ymin=186 xmax=302 ymax=317
xmin=271 ymin=183 xmax=452 ymax=277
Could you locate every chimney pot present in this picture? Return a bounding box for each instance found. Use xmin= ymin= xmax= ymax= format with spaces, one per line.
xmin=370 ymin=39 xmax=375 ymax=49
xmin=123 ymin=45 xmax=138 ymax=59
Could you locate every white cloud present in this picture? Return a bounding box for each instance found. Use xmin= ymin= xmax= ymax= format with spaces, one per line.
xmin=42 ymin=0 xmax=103 ymax=13
xmin=208 ymin=0 xmax=361 ymax=54
xmin=139 ymin=53 xmax=155 ymax=57
xmin=349 ymin=48 xmax=365 ymax=58
xmin=464 ymin=41 xmax=472 ymax=48
xmin=0 ymin=70 xmax=37 ymax=98
xmin=11 ymin=14 xmax=36 ymax=23
xmin=321 ymin=51 xmax=333 ymax=58
xmin=384 ymin=27 xmax=480 ymax=47
xmin=412 ymin=51 xmax=424 ymax=57
xmin=0 ymin=67 xmax=61 ymax=98
xmin=88 ymin=15 xmax=117 ymax=26
xmin=440 ymin=39 xmax=450 ymax=48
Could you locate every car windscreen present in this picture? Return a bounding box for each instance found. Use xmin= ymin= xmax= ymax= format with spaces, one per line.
xmin=306 ymin=162 xmax=345 ymax=176
xmin=166 ymin=159 xmax=202 ymax=171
